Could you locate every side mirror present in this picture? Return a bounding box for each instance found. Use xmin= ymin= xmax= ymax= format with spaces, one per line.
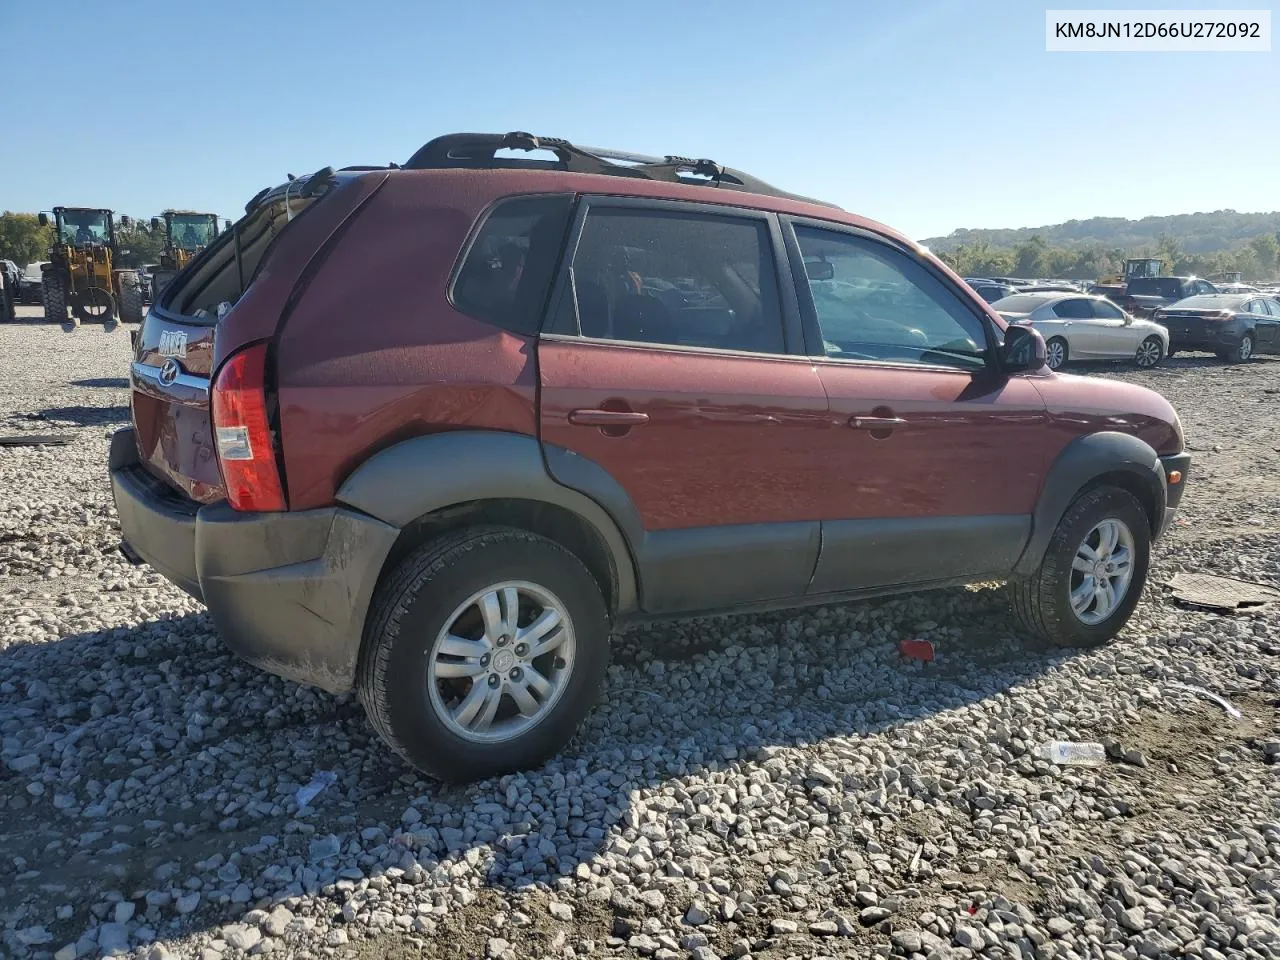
xmin=805 ymin=259 xmax=835 ymax=281
xmin=1122 ymin=313 xmax=1133 ymax=324
xmin=150 ymin=217 xmax=162 ymax=231
xmin=1001 ymin=324 xmax=1047 ymax=373
xmin=38 ymin=213 xmax=49 ymax=227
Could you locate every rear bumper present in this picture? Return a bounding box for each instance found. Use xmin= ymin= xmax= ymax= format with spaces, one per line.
xmin=110 ymin=428 xmax=398 ymax=693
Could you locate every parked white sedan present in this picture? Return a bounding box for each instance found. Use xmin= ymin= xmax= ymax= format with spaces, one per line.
xmin=992 ymin=293 xmax=1170 ymax=370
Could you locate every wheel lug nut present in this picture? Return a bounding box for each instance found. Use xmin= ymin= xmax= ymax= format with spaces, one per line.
xmin=515 ymin=643 xmax=529 ymax=657
xmin=509 ymin=667 xmax=522 ymax=681
xmin=480 ymin=654 xmax=490 ymax=667
xmin=554 ymin=657 xmax=566 ymax=670
xmin=487 ymin=675 xmax=500 ymax=688
xmin=496 ymin=636 xmax=508 ymax=646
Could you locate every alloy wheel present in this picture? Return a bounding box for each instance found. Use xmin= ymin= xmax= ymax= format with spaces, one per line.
xmin=427 ymin=580 xmax=576 ymax=743
xmin=1239 ymin=336 xmax=1253 ymax=361
xmin=1068 ymin=518 xmax=1135 ymax=625
xmin=1046 ymin=340 xmax=1066 ymax=370
xmin=1136 ymin=338 xmax=1162 ymax=367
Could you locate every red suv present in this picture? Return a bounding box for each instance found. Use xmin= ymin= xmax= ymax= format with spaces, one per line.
xmin=111 ymin=133 xmax=1190 ymax=781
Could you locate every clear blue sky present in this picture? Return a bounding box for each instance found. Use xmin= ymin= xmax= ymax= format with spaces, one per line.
xmin=3 ymin=0 xmax=1276 ymax=239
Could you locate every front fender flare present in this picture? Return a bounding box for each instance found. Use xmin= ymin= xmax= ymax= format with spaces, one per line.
xmin=1014 ymin=430 xmax=1166 ymax=576
xmin=335 ymin=431 xmax=638 ymax=611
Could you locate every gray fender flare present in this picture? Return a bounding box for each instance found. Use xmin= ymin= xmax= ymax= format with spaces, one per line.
xmin=335 ymin=431 xmax=639 ymax=611
xmin=1013 ymin=430 xmax=1166 ymax=576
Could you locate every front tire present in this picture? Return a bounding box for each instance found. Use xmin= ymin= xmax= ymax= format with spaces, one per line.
xmin=42 ymin=271 xmax=69 ymax=327
xmin=1011 ymin=486 xmax=1150 ymax=648
xmin=1045 ymin=336 xmax=1068 ymax=370
xmin=358 ymin=527 xmax=609 ymax=782
xmin=1134 ymin=335 xmax=1163 ymax=368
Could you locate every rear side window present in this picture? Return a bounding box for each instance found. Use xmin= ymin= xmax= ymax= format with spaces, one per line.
xmin=1090 ymin=299 xmax=1124 ymax=319
xmin=453 ymin=194 xmax=573 ymax=335
xmin=1054 ymin=299 xmax=1092 ymax=319
xmin=563 ymin=208 xmax=785 ymax=354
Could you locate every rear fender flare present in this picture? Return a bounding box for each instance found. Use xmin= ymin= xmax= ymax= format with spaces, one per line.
xmin=335 ymin=431 xmax=639 ymax=611
xmin=1014 ymin=430 xmax=1166 ymax=575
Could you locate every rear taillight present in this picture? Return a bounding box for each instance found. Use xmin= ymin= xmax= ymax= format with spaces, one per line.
xmin=211 ymin=342 xmax=286 ymax=511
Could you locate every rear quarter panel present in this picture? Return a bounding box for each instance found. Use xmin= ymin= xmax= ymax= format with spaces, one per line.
xmin=274 ymin=173 xmax=538 ymax=510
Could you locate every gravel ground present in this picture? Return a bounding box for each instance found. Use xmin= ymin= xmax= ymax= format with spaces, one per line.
xmin=2 ymin=310 xmax=1278 ymax=960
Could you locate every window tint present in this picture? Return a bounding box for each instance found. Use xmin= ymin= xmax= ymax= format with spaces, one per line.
xmin=567 ymin=208 xmax=784 ymax=353
xmin=1248 ymin=300 xmax=1268 ymax=315
xmin=793 ymin=226 xmax=988 ymax=370
xmin=1054 ymin=298 xmax=1092 ymax=319
xmin=453 ymin=195 xmax=573 ymax=335
xmin=1263 ymin=300 xmax=1279 ymax=316
xmin=1090 ymin=299 xmax=1125 ymax=319
xmin=1195 ymin=281 xmax=1215 ymax=296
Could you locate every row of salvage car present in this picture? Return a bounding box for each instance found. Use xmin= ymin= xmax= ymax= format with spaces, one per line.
xmin=964 ymin=277 xmax=1280 ymax=369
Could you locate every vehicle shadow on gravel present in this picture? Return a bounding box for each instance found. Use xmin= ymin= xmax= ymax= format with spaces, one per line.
xmin=30 ymin=404 xmax=131 ymax=426
xmin=0 ymin=586 xmax=1067 ymax=950
xmin=69 ymin=377 xmax=129 ymax=389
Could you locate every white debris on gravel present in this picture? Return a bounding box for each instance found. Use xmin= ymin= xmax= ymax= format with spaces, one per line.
xmin=1 ymin=317 xmax=1278 ymax=960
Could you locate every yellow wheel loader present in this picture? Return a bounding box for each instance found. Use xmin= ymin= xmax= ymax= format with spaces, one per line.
xmin=148 ymin=211 xmax=226 ymax=303
xmin=38 ymin=207 xmax=144 ymax=332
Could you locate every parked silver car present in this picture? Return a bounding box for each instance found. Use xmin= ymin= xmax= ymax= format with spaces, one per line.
xmin=992 ymin=292 xmax=1170 ymax=370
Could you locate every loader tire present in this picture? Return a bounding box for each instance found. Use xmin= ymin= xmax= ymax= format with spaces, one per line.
xmin=43 ymin=271 xmax=70 ymax=328
xmin=118 ymin=273 xmax=144 ymax=325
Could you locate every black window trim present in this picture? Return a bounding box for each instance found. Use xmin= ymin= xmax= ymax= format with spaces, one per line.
xmin=538 ymin=194 xmax=805 ymax=356
xmin=779 ymin=215 xmax=1002 ymax=373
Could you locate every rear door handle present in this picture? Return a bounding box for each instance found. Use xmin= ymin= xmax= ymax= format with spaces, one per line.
xmin=568 ymin=409 xmax=650 ymax=426
xmin=849 ymin=416 xmax=906 ymax=429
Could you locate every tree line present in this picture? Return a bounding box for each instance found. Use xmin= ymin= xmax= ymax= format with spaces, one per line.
xmin=0 ymin=211 xmax=169 ymax=269
xmin=934 ymin=231 xmax=1280 ymax=282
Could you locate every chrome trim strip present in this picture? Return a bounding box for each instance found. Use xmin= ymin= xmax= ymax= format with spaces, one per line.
xmin=130 ymin=360 xmax=209 ymax=403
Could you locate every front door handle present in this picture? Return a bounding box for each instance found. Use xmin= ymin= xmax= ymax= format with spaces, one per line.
xmin=568 ymin=409 xmax=650 ymax=427
xmin=849 ymin=416 xmax=906 ymax=429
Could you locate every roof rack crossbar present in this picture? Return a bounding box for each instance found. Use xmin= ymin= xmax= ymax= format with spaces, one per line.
xmin=402 ymin=132 xmax=839 ymax=208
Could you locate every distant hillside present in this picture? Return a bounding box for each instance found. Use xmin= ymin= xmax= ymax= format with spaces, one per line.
xmin=925 ymin=209 xmax=1280 ymax=255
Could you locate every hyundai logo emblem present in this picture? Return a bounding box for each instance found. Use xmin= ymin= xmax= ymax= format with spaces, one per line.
xmin=158 ymin=358 xmax=180 ymax=386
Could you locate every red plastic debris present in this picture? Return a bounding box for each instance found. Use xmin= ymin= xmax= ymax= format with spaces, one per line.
xmin=900 ymin=638 xmax=935 ymax=662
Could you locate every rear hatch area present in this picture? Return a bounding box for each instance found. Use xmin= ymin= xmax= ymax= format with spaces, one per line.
xmin=127 ymin=169 xmax=385 ymax=506
xmin=131 ymin=316 xmax=221 ymax=501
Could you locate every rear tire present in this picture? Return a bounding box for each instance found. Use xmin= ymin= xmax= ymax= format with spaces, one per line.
xmin=1045 ymin=336 xmax=1068 ymax=370
xmin=42 ymin=271 xmax=69 ymax=327
xmin=1134 ymin=335 xmax=1163 ymax=368
xmin=1225 ymin=333 xmax=1254 ymax=363
xmin=358 ymin=526 xmax=610 ymax=782
xmin=1011 ymin=486 xmax=1150 ymax=648
xmin=118 ymin=273 xmax=144 ymax=325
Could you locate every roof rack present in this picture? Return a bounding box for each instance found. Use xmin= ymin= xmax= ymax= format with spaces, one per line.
xmin=403 ymin=132 xmax=839 ymax=208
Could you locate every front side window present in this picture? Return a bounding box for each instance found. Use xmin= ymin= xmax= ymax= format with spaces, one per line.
xmin=565 ymin=208 xmax=785 ymax=354
xmin=793 ymin=226 xmax=987 ymax=369
xmin=453 ymin=194 xmax=574 ymax=335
